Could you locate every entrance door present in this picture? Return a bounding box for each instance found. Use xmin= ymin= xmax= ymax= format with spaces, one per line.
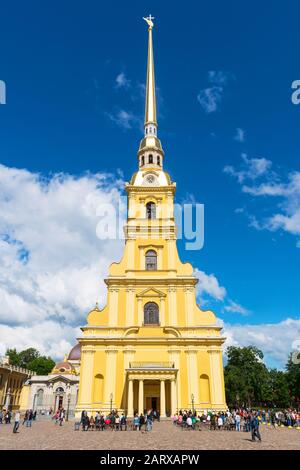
xmin=151 ymin=398 xmax=157 ymax=411
xmin=58 ymin=395 xmax=63 ymax=409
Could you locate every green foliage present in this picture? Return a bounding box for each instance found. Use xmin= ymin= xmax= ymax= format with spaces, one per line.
xmin=5 ymin=347 xmax=55 ymax=375
xmin=286 ymin=352 xmax=300 ymax=404
xmin=224 ymin=346 xmax=294 ymax=407
xmin=5 ymin=348 xmax=20 ymax=366
xmin=18 ymin=348 xmax=40 ymax=368
xmin=27 ymin=356 xmax=55 ymax=375
xmin=224 ymin=346 xmax=270 ymax=407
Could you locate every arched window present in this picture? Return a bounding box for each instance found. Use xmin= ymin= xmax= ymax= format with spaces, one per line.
xmin=157 ymin=156 xmax=160 ymax=166
xmin=144 ymin=302 xmax=159 ymax=325
xmin=148 ymin=154 xmax=153 ymax=164
xmin=146 ymin=201 xmax=156 ymax=220
xmin=199 ymin=374 xmax=211 ymax=403
xmin=56 ymin=387 xmax=64 ymax=394
xmin=141 ymin=155 xmax=145 ymax=166
xmin=145 ymin=250 xmax=157 ymax=270
xmin=93 ymin=374 xmax=104 ymax=402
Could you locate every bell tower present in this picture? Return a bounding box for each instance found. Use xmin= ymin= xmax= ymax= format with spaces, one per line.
xmin=76 ymin=16 xmax=227 ymax=418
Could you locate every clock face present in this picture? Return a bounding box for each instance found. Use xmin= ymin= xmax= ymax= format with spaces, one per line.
xmin=146 ymin=174 xmax=155 ymax=184
xmin=142 ymin=172 xmax=158 ymax=186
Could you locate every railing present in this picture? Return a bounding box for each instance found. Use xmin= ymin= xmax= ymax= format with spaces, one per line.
xmin=129 ymin=362 xmax=175 ymax=369
xmin=0 ymin=361 xmax=36 ymax=376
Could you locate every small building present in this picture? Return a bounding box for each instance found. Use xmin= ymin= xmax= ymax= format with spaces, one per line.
xmin=0 ymin=356 xmax=35 ymax=411
xmin=19 ymin=344 xmax=81 ymax=418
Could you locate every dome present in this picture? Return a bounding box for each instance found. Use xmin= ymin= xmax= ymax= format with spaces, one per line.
xmin=51 ymin=361 xmax=74 ymax=375
xmin=67 ymin=343 xmax=81 ymax=361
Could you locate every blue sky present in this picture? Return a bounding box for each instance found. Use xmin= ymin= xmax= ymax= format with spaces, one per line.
xmin=0 ymin=0 xmax=300 ymax=367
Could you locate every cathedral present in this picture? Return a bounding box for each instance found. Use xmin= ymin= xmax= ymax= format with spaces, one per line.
xmin=75 ymin=17 xmax=226 ymax=418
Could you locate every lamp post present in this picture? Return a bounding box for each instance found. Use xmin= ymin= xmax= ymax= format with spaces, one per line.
xmin=191 ymin=394 xmax=195 ymax=413
xmin=110 ymin=393 xmax=113 ymax=413
xmin=66 ymin=385 xmax=71 ymax=421
xmin=66 ymin=394 xmax=71 ymax=421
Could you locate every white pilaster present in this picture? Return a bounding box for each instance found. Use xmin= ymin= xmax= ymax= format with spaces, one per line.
xmin=138 ymin=379 xmax=144 ymax=415
xmin=108 ymin=287 xmax=119 ymax=326
xmin=160 ymin=379 xmax=166 ymax=418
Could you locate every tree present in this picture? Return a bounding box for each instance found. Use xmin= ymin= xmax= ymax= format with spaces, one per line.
xmin=286 ymin=352 xmax=300 ymax=405
xmin=267 ymin=369 xmax=290 ymax=407
xmin=6 ymin=348 xmax=20 ymax=366
xmin=27 ymin=357 xmax=55 ymax=375
xmin=224 ymin=346 xmax=270 ymax=407
xmin=5 ymin=347 xmax=55 ymax=375
xmin=18 ymin=348 xmax=40 ymax=368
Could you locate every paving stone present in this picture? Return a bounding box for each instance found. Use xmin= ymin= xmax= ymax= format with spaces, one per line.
xmin=1 ymin=420 xmax=299 ymax=450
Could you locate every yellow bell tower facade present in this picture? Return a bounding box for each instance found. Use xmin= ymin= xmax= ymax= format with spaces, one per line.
xmin=76 ymin=16 xmax=226 ymax=418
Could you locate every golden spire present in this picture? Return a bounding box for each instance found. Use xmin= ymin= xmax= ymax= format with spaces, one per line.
xmin=143 ymin=15 xmax=157 ymax=128
xmin=138 ymin=15 xmax=164 ymax=168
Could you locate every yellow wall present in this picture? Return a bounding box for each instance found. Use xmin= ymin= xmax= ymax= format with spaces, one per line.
xmin=76 ymin=171 xmax=226 ymax=417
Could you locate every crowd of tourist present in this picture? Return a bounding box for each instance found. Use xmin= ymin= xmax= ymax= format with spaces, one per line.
xmin=171 ymin=408 xmax=300 ymax=441
xmin=1 ymin=406 xmax=300 ymax=440
xmin=0 ymin=408 xmax=37 ymax=433
xmin=78 ymin=408 xmax=158 ymax=432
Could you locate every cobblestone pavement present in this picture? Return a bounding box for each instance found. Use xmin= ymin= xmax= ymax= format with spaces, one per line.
xmin=1 ymin=420 xmax=300 ymax=450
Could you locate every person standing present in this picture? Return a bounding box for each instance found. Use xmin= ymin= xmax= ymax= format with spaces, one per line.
xmin=59 ymin=408 xmax=65 ymax=426
xmin=146 ymin=410 xmax=153 ymax=432
xmin=251 ymin=413 xmax=262 ymax=442
xmin=26 ymin=409 xmax=33 ymax=427
xmin=235 ymin=413 xmax=241 ymax=432
xmin=13 ymin=411 xmax=21 ymax=433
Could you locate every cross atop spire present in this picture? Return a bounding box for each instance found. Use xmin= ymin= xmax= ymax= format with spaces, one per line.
xmin=143 ymin=14 xmax=154 ymax=30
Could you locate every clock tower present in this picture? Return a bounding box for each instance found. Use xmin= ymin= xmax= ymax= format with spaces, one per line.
xmin=75 ymin=17 xmax=227 ymax=418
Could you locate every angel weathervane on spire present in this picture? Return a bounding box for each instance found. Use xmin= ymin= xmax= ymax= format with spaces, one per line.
xmin=143 ymin=14 xmax=154 ymax=30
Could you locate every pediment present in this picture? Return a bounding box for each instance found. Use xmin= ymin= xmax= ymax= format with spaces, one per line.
xmin=46 ymin=375 xmax=77 ymax=384
xmin=136 ymin=287 xmax=166 ymax=298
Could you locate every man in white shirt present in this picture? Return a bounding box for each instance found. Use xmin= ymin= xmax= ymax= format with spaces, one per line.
xmin=13 ymin=411 xmax=21 ymax=433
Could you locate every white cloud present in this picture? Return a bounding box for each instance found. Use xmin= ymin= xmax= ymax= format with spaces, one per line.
xmin=224 ymin=153 xmax=272 ymax=183
xmin=208 ymin=71 xmax=234 ymax=86
xmin=223 ymin=301 xmax=249 ymax=316
xmin=197 ymin=86 xmax=223 ymax=113
xmin=234 ymin=127 xmax=245 ymax=142
xmin=115 ymin=72 xmax=131 ymax=90
xmin=224 ymin=155 xmax=300 ymax=245
xmin=223 ymin=317 xmax=300 ymax=368
xmin=197 ymin=71 xmax=235 ymax=113
xmin=0 ymin=164 xmax=125 ymax=359
xmin=194 ymin=269 xmax=227 ymax=301
xmin=107 ymin=109 xmax=141 ymax=130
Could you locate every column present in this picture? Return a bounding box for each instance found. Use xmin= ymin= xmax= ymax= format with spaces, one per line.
xmin=157 ymin=247 xmax=163 ymax=270
xmin=104 ymin=348 xmax=118 ymax=407
xmin=125 ymin=286 xmax=135 ymax=326
xmin=127 ymin=379 xmax=134 ymax=417
xmin=168 ymin=347 xmax=181 ymax=409
xmin=170 ymin=379 xmax=177 ymax=415
xmin=185 ymin=348 xmax=199 ymax=407
xmin=184 ymin=286 xmax=194 ymax=326
xmin=108 ymin=287 xmax=119 ymax=327
xmin=209 ymin=348 xmax=225 ymax=407
xmin=167 ymin=239 xmax=175 ymax=271
xmin=137 ymin=298 xmax=143 ymax=326
xmin=160 ymin=379 xmax=166 ymax=418
xmin=126 ymin=239 xmax=135 ymax=271
xmin=168 ymin=286 xmax=177 ymax=325
xmin=160 ymin=297 xmax=165 ymax=327
xmin=78 ymin=346 xmax=95 ymax=406
xmin=138 ymin=379 xmax=144 ymax=415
